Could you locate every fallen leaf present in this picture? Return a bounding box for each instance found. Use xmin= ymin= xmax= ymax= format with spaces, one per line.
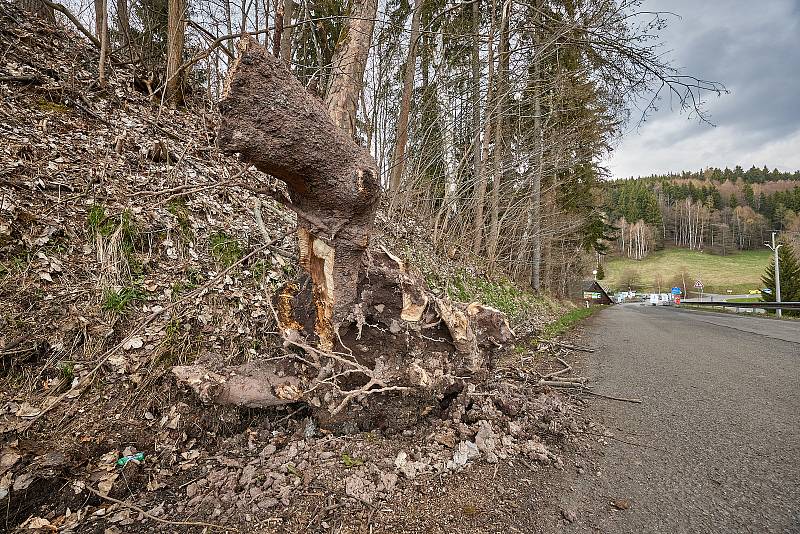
xmin=97 ymin=472 xmax=118 ymax=496
xmin=0 ymin=472 xmax=12 ymax=499
xmin=122 ymin=337 xmax=143 ymax=350
xmin=13 ymin=472 xmax=34 ymax=491
xmin=24 ymin=517 xmax=55 ymax=530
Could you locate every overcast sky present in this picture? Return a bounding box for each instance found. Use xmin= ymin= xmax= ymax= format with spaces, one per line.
xmin=605 ymin=0 xmax=800 ymax=179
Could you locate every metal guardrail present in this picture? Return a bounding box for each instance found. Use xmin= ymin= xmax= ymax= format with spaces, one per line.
xmin=680 ymin=301 xmax=800 ymax=310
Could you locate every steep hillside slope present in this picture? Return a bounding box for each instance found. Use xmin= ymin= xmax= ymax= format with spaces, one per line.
xmin=0 ymin=7 xmax=598 ymax=533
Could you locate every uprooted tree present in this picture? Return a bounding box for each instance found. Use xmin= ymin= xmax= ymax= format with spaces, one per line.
xmin=173 ymin=38 xmax=513 ymax=432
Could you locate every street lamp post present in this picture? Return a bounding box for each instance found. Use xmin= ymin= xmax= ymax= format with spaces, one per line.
xmin=765 ymin=232 xmax=783 ymax=318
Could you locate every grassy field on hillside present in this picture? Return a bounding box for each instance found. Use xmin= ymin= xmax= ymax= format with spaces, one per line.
xmin=602 ymin=248 xmax=772 ymax=295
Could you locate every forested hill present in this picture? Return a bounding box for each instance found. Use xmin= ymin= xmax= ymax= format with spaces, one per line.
xmin=602 ymin=166 xmax=800 ymax=259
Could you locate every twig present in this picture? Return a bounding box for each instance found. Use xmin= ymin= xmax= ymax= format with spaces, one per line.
xmin=0 ymin=75 xmax=44 ymax=85
xmin=134 ymin=167 xmax=247 ymax=200
xmin=574 ymin=430 xmax=666 ymax=453
xmin=545 ymin=340 xmax=595 ymax=353
xmin=542 ymin=356 xmax=572 ymax=379
xmin=549 ymin=375 xmax=588 ymax=384
xmin=538 ymin=379 xmax=585 ymax=388
xmin=580 ymin=390 xmax=642 ymax=404
xmin=83 ymin=485 xmax=233 ymax=531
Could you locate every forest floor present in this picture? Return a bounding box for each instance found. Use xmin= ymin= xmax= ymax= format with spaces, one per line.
xmin=0 ymin=8 xmax=612 ymax=533
xmin=602 ymin=247 xmax=772 ymax=294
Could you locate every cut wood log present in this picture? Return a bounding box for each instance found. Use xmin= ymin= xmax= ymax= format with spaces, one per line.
xmin=218 ymin=37 xmax=381 ymax=350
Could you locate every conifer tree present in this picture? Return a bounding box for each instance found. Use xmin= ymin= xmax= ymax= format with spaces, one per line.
xmin=761 ymin=240 xmax=800 ymax=315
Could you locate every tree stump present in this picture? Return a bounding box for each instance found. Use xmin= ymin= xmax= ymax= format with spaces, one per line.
xmin=214 ymin=38 xmax=514 ymax=432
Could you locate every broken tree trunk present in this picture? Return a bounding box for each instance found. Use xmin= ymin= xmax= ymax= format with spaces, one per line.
xmin=218 ymin=38 xmax=381 ymax=350
xmin=209 ymin=37 xmax=516 ymax=434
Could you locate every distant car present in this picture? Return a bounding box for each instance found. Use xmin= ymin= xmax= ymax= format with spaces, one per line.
xmin=649 ymin=293 xmax=672 ymax=306
xmin=762 ymin=288 xmax=773 ymax=295
xmin=748 ymin=289 xmax=761 ymax=295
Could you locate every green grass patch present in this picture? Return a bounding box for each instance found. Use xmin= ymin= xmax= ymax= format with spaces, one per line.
xmin=603 ymin=248 xmax=772 ymax=295
xmin=37 ymin=98 xmax=69 ymax=113
xmin=424 ymin=269 xmax=558 ymax=323
xmin=58 ymin=361 xmax=74 ymax=383
xmin=726 ymin=296 xmax=762 ymax=303
xmin=87 ymin=206 xmax=138 ymax=245
xmin=209 ymin=231 xmax=243 ymax=268
xmin=541 ymin=305 xmax=600 ymax=338
xmin=167 ymin=199 xmax=192 ymax=237
xmin=102 ymin=285 xmax=145 ymax=313
xmin=340 ymin=453 xmax=364 ymax=468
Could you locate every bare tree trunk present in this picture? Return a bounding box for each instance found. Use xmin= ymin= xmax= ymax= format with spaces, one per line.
xmin=96 ymin=0 xmax=108 ymax=86
xmin=273 ymin=2 xmax=284 ymax=57
xmin=432 ymin=25 xmax=458 ymax=245
xmin=225 ymin=0 xmax=235 ymax=55
xmin=165 ymin=0 xmax=187 ymax=104
xmin=486 ymin=0 xmax=510 ymax=267
xmin=280 ymin=0 xmax=294 ymax=64
xmin=475 ymin=0 xmax=496 ymax=257
xmin=93 ymin=0 xmax=110 ymax=49
xmin=529 ymin=2 xmax=543 ymax=290
xmin=470 ymin=0 xmax=486 ymax=255
xmin=219 ymin=39 xmax=381 ymax=350
xmin=116 ymin=0 xmax=133 ymax=62
xmin=324 ymin=0 xmax=378 ymax=138
xmin=388 ymin=0 xmax=422 ymax=196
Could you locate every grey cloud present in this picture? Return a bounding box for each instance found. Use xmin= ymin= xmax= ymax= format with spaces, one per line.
xmin=610 ymin=0 xmax=800 ymax=177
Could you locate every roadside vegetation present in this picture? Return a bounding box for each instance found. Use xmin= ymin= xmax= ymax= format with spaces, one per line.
xmin=540 ymin=305 xmax=601 ymax=338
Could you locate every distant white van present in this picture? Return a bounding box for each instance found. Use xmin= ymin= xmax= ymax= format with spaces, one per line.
xmin=649 ymin=293 xmax=671 ymax=306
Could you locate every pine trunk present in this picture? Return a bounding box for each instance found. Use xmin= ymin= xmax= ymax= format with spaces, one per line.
xmin=471 ymin=0 xmax=487 ymax=255
xmin=486 ymin=0 xmax=510 ymax=267
xmin=388 ymin=0 xmax=422 ymax=195
xmin=165 ymin=0 xmax=186 ymax=104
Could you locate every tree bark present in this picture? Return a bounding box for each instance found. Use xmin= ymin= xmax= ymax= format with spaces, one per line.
xmin=324 ymin=0 xmax=378 ymax=138
xmin=116 ymin=0 xmax=134 ymax=62
xmin=93 ymin=0 xmax=111 ymax=51
xmin=523 ymin=0 xmax=542 ymax=289
xmin=474 ymin=0 xmax=496 ymax=256
xmin=165 ymin=0 xmax=187 ymax=104
xmin=470 ymin=0 xmax=485 ymax=255
xmin=388 ymin=0 xmax=423 ymax=196
xmin=432 ymin=25 xmax=458 ymax=245
xmin=486 ymin=0 xmax=510 ymax=267
xmin=96 ymin=0 xmax=108 ymax=87
xmin=280 ymin=0 xmax=294 ymax=65
xmin=218 ymin=38 xmax=381 ymax=350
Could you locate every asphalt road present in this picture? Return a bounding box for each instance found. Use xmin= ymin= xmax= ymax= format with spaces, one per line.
xmin=561 ymin=303 xmax=800 ymax=533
